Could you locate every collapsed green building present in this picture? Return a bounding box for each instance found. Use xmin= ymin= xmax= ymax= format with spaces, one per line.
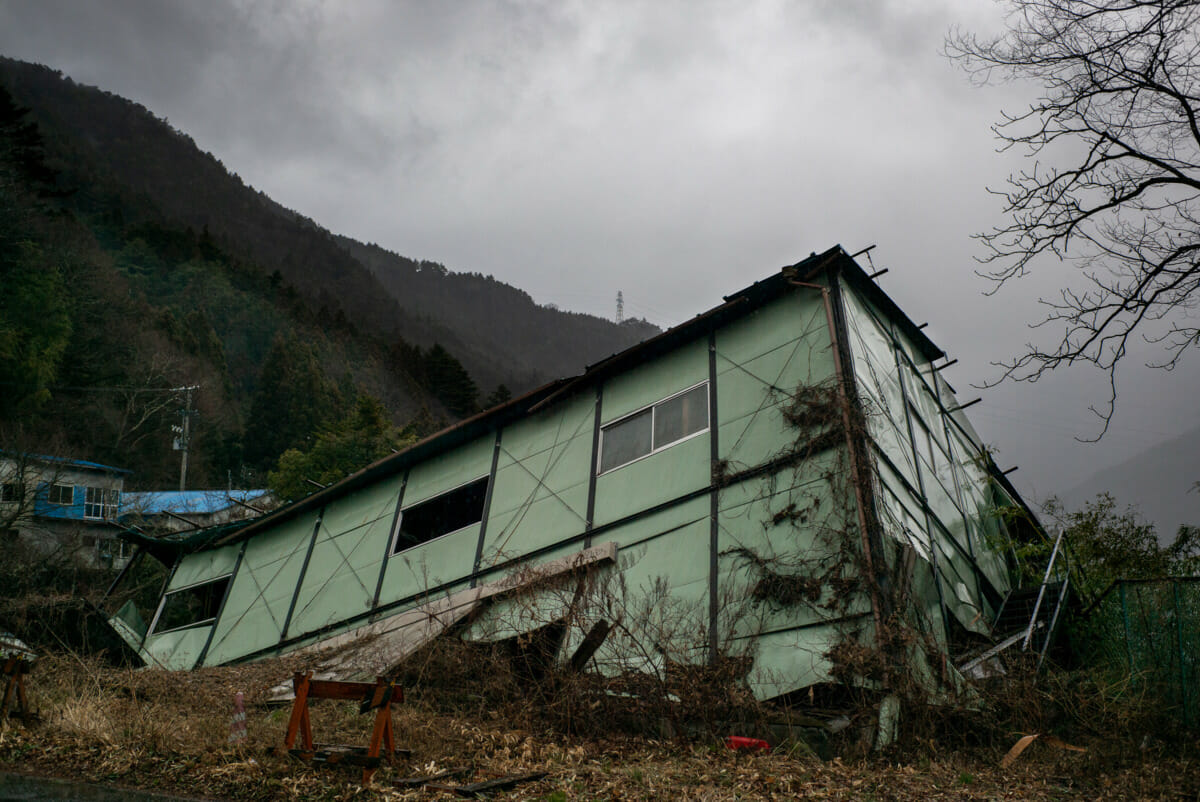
xmin=107 ymin=246 xmax=1047 ymax=699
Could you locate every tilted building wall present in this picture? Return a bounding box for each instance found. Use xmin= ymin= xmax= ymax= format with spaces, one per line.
xmin=113 ymin=247 xmax=1029 ymax=700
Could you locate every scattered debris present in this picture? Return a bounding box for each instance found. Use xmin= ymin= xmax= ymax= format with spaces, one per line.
xmin=393 ymin=765 xmax=474 ymax=788
xmin=725 ymin=736 xmax=770 ymax=751
xmin=426 ymin=770 xmax=549 ymax=798
xmin=1000 ymin=733 xmax=1087 ymax=769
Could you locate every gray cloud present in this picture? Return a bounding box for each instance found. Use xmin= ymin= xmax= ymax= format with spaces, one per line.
xmin=0 ymin=0 xmax=1197 ymax=508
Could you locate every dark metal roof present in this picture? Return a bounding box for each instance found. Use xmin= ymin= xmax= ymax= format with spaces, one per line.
xmin=200 ymin=245 xmax=946 ymax=552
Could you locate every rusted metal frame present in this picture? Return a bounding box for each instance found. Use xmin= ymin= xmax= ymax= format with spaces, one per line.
xmin=161 ymin=509 xmax=201 ymax=529
xmin=280 ymin=507 xmax=325 ymax=642
xmin=227 ymin=495 xmax=265 ymax=514
xmin=371 ymin=470 xmax=408 ymax=613
xmin=194 ymin=539 xmax=248 ymax=668
xmin=584 ymin=386 xmax=602 ymax=548
xmin=788 ymin=273 xmax=890 ymax=653
xmin=470 ymin=430 xmax=503 ymax=588
xmin=707 ymin=330 xmax=721 ymax=665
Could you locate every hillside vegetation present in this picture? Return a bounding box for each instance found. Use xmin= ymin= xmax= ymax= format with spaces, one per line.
xmin=0 ymin=56 xmax=656 ymax=488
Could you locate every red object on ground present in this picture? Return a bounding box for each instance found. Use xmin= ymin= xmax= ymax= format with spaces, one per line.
xmin=725 ymin=735 xmax=770 ymax=751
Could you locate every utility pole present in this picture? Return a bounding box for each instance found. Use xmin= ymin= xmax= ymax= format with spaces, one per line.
xmin=171 ymin=385 xmax=200 ymax=491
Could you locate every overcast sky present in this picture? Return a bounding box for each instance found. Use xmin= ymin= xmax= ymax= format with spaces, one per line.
xmin=2 ymin=0 xmax=1198 ymax=520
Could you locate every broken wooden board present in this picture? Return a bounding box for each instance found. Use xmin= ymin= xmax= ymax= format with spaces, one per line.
xmin=268 ymin=541 xmax=618 ymax=701
xmin=425 ymin=771 xmax=549 ymax=797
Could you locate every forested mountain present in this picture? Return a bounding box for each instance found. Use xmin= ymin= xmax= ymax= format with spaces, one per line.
xmin=0 ymin=56 xmax=657 ymax=489
xmin=1062 ymin=424 xmax=1200 ymax=543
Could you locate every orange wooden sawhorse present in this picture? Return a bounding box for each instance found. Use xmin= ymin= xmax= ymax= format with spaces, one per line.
xmin=282 ymin=672 xmax=404 ymax=785
xmin=1 ymin=656 xmax=33 ymax=724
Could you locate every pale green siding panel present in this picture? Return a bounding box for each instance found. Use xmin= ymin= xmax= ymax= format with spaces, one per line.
xmin=717 ymin=405 xmax=792 ymax=471
xmin=288 ymin=476 xmax=402 ymax=636
xmin=500 ymin=393 xmax=595 ymax=465
xmin=593 ymin=434 xmax=709 ymax=526
xmin=715 ymin=291 xmax=830 ymax=374
xmin=948 ymin=430 xmax=1011 ymax=593
xmin=715 ymin=293 xmax=835 ymax=470
xmin=746 ymin=628 xmax=839 ymax=700
xmin=576 ymin=504 xmax=712 ymax=677
xmin=461 ymin=542 xmax=602 ymax=643
xmin=601 ymin=338 xmax=707 ymax=421
xmin=876 ymin=461 xmax=934 ymax=561
xmin=201 ymin=512 xmax=318 ymax=665
xmin=482 ymin=395 xmax=593 ymax=564
xmin=168 ymin=544 xmax=239 ymax=590
xmin=377 ymin=524 xmax=480 ymax=606
xmin=144 ymin=625 xmax=212 ymax=671
xmin=403 ymin=436 xmax=495 ymax=507
xmin=841 ymin=281 xmax=1012 ymax=626
xmin=717 ymin=465 xmax=857 ymax=637
xmin=613 ymin=515 xmax=710 ymax=603
xmin=482 ymin=482 xmax=588 ymax=568
xmin=840 ymin=288 xmax=920 ymax=488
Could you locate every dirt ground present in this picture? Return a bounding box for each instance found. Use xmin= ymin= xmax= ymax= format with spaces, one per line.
xmin=2 ymin=654 xmax=1198 ymax=801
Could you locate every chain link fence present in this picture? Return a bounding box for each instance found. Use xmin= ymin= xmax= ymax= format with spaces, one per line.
xmin=1073 ymin=578 xmax=1200 ymax=728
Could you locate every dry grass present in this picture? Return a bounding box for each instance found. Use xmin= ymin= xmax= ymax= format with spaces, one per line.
xmin=3 ymin=651 xmax=1200 ymax=800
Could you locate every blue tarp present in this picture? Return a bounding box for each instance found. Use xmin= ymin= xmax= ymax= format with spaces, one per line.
xmin=121 ymin=489 xmax=268 ymax=516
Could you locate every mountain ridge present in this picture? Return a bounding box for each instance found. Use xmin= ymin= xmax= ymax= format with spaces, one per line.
xmin=1061 ymin=423 xmax=1200 ymax=539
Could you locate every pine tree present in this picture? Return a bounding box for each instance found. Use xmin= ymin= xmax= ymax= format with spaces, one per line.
xmin=422 ymin=343 xmax=479 ymax=418
xmin=243 ymin=333 xmax=341 ymax=470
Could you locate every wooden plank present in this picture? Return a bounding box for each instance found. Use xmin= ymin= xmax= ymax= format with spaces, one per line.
xmin=428 ymin=771 xmax=549 ymax=798
xmin=307 ymin=679 xmax=376 ymax=701
xmin=393 ymin=766 xmax=474 ymax=788
xmin=567 ymin=620 xmax=610 ymax=672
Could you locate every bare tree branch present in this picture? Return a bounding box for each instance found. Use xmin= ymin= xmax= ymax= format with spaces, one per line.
xmin=948 ymin=1 xmax=1200 ymax=431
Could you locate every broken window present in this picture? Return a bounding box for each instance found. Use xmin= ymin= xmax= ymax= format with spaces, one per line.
xmin=152 ymin=576 xmax=231 ymax=634
xmin=394 ymin=476 xmax=489 ymax=554
xmin=599 ymin=382 xmax=709 ymax=473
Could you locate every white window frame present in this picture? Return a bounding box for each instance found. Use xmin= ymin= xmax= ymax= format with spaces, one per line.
xmin=597 ymin=381 xmax=710 ymax=475
xmin=84 ymin=486 xmax=119 ymax=521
